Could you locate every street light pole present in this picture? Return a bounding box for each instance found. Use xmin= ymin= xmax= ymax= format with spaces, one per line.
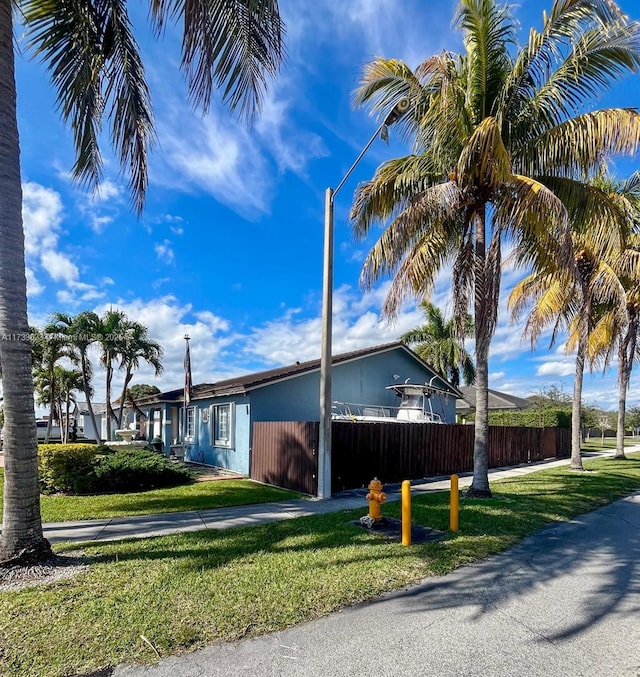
xmin=317 ymin=98 xmax=410 ymax=499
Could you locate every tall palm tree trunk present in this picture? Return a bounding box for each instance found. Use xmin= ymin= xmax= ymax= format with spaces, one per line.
xmin=571 ymin=338 xmax=586 ymax=470
xmin=0 ymin=0 xmax=51 ymax=563
xmin=80 ymin=352 xmax=101 ymax=443
xmin=117 ymin=368 xmax=133 ymax=428
xmin=468 ymin=209 xmax=492 ymax=497
xmin=615 ymin=323 xmax=637 ymax=460
xmin=105 ymin=362 xmax=114 ymax=441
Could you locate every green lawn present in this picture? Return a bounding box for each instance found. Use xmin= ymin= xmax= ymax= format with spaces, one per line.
xmin=582 ymin=436 xmax=640 ymax=451
xmin=0 ymin=469 xmax=300 ymax=522
xmin=1 ymin=453 xmax=639 ymax=677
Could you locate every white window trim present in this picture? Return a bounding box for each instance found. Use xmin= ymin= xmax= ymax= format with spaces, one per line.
xmin=211 ymin=403 xmax=235 ymax=449
xmin=185 ymin=406 xmax=197 ymax=443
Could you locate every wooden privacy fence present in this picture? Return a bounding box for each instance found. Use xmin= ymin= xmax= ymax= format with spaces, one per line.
xmin=251 ymin=421 xmax=571 ymax=495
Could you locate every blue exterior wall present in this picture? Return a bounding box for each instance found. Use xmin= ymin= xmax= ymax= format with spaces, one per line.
xmin=142 ymin=347 xmax=457 ymax=473
xmin=249 ymin=348 xmax=456 ymax=423
xmin=182 ymin=396 xmax=251 ymax=474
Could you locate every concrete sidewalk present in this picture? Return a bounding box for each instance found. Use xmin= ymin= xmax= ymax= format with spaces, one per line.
xmin=43 ymin=455 xmax=596 ymax=545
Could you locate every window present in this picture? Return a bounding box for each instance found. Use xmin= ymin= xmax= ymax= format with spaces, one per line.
xmin=212 ymin=403 xmax=234 ymax=448
xmin=185 ymin=407 xmax=197 ymax=441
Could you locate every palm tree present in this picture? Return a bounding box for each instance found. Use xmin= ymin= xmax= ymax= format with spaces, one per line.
xmin=587 ymin=174 xmax=640 ymax=459
xmin=509 ymin=174 xmax=635 ymax=470
xmin=0 ymin=0 xmax=284 ymax=563
xmin=401 ymin=302 xmax=475 ymax=387
xmin=50 ymin=311 xmax=102 ymax=443
xmin=31 ymin=326 xmax=70 ymax=443
xmin=116 ymin=322 xmax=163 ymax=428
xmin=349 ymin=0 xmax=640 ymax=496
xmin=94 ymin=309 xmax=130 ymax=441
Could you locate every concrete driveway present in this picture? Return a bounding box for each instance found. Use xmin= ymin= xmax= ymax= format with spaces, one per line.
xmin=114 ymin=491 xmax=640 ymax=677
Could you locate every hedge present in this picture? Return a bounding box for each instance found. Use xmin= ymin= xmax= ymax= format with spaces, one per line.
xmin=468 ymin=408 xmax=571 ymax=428
xmin=38 ymin=444 xmax=194 ymax=494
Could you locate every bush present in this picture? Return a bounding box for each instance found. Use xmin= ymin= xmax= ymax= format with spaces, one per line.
xmin=468 ymin=408 xmax=571 ymax=428
xmin=38 ymin=445 xmax=194 ymax=495
xmin=38 ymin=444 xmax=101 ymax=494
xmin=84 ymin=449 xmax=194 ymax=494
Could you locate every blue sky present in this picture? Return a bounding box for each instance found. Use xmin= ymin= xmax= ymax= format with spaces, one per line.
xmin=15 ymin=0 xmax=640 ymax=411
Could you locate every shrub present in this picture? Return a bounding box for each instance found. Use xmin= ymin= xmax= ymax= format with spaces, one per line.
xmin=468 ymin=409 xmax=571 ymax=428
xmin=38 ymin=444 xmax=101 ymax=494
xmin=86 ymin=449 xmax=194 ymax=493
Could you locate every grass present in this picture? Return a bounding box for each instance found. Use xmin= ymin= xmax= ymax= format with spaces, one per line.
xmin=582 ymin=436 xmax=639 ymax=452
xmin=0 ymin=469 xmax=300 ymax=522
xmin=1 ymin=452 xmax=639 ymax=677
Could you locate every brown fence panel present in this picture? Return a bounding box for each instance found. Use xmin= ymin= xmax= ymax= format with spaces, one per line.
xmin=251 ymin=421 xmax=318 ymax=495
xmin=331 ymin=422 xmax=475 ymax=492
xmin=252 ymin=420 xmax=571 ymax=494
xmin=555 ymin=427 xmax=571 ymax=458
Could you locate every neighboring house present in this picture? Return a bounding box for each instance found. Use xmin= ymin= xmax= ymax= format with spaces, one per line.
xmin=456 ymin=385 xmax=532 ymax=421
xmin=133 ymin=342 xmax=461 ymax=475
xmin=76 ymin=403 xmax=107 ymax=442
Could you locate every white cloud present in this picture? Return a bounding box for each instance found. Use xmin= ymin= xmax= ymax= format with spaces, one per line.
xmin=22 ymin=182 xmax=63 ymax=256
xmin=537 ymin=360 xmax=576 ymax=377
xmin=93 ymin=179 xmax=121 ymax=203
xmin=255 ymin=86 xmax=329 ymax=174
xmin=154 ymin=240 xmax=175 ymax=264
xmin=153 ymin=104 xmax=272 ymax=217
xmin=40 ymin=250 xmax=79 ymax=284
xmin=90 ymin=215 xmax=113 ymax=234
xmin=26 ymin=266 xmax=44 ymax=296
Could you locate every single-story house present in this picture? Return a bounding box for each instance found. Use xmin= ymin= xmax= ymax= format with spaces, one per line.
xmin=455 ymin=385 xmax=533 ymax=421
xmin=133 ymin=342 xmax=461 ymax=475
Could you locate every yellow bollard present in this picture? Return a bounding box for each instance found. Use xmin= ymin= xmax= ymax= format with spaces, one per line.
xmin=450 ymin=474 xmax=459 ymax=532
xmin=401 ymin=480 xmax=411 ymax=546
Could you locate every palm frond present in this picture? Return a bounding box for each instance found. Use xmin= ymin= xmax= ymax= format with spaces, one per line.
xmin=454 ymin=0 xmax=515 ymax=122
xmin=152 ymin=0 xmax=284 ymax=123
xmin=518 ymin=108 xmax=640 ymax=177
xmin=457 ymin=116 xmax=512 ymax=189
xmin=24 ymin=0 xmax=154 ymax=213
xmin=350 ymin=154 xmax=442 ymax=238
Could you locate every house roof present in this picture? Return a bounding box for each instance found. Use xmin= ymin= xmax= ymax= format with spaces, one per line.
xmin=455 ymin=386 xmax=532 ymax=413
xmin=135 ymin=341 xmax=462 ymax=406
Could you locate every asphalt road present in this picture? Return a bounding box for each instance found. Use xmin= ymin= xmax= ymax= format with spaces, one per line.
xmin=114 ymin=491 xmax=640 ymax=677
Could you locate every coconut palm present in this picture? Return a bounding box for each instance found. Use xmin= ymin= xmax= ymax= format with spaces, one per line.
xmin=116 ymin=322 xmax=163 ymax=428
xmin=0 ymin=0 xmax=284 ymax=563
xmin=94 ymin=309 xmax=130 ymax=441
xmin=587 ymin=174 xmax=640 ymax=459
xmin=401 ymin=302 xmax=475 ymax=387
xmin=50 ymin=311 xmax=102 ymax=443
xmin=509 ymin=175 xmax=634 ymax=470
xmin=350 ymin=0 xmax=640 ymax=496
xmin=52 ymin=366 xmax=85 ymax=443
xmin=31 ymin=326 xmax=71 ymax=443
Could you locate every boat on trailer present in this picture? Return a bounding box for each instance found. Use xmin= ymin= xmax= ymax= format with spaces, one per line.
xmin=332 ymin=379 xmax=447 ymax=424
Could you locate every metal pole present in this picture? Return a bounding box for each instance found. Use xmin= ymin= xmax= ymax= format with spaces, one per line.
xmin=402 ymin=480 xmax=412 ymax=546
xmin=450 ymin=474 xmax=459 ymax=532
xmin=317 ymin=97 xmax=410 ymax=500
xmin=318 ymin=187 xmax=334 ymax=499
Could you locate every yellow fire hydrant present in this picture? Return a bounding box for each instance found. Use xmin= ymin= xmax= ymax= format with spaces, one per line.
xmin=366 ymin=477 xmax=387 ymax=522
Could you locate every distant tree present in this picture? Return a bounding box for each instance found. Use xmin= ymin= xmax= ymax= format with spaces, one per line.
xmin=116 ymin=324 xmax=163 ymax=427
xmin=50 ymin=311 xmax=102 ymax=443
xmin=627 ymin=406 xmax=640 ymax=436
xmin=128 ymin=384 xmax=161 ymax=400
xmin=31 ymin=327 xmax=70 ymax=442
xmin=401 ymin=302 xmax=475 ymax=387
